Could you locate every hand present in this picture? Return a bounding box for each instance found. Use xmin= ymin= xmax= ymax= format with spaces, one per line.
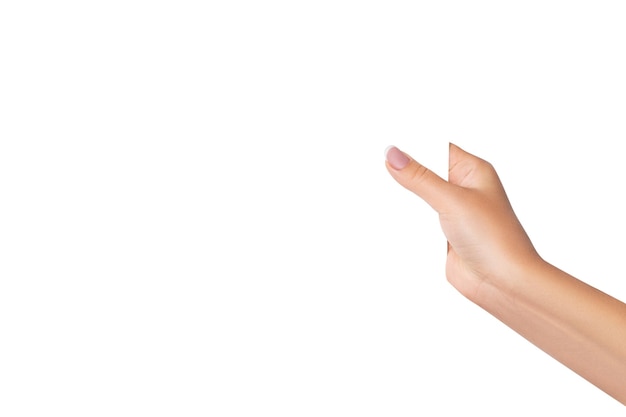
xmin=385 ymin=144 xmax=541 ymax=300
xmin=386 ymin=144 xmax=626 ymax=404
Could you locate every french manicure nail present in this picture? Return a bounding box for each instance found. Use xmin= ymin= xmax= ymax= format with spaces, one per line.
xmin=385 ymin=145 xmax=409 ymax=170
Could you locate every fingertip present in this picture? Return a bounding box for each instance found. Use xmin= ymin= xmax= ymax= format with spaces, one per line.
xmin=449 ymin=142 xmax=463 ymax=154
xmin=385 ymin=145 xmax=410 ymax=170
xmin=448 ymin=142 xmax=472 ymax=167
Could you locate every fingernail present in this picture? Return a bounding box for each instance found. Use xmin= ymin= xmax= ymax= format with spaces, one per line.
xmin=385 ymin=145 xmax=409 ymax=170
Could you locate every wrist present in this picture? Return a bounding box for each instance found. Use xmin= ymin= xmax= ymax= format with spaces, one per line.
xmin=470 ymin=254 xmax=548 ymax=312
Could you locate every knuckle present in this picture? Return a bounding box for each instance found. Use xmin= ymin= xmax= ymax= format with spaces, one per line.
xmin=407 ymin=163 xmax=430 ymax=185
xmin=474 ymin=158 xmax=497 ymax=178
xmin=479 ymin=157 xmax=495 ymax=171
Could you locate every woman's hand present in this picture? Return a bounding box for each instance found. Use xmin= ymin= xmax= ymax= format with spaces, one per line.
xmin=385 ymin=144 xmax=541 ymax=300
xmin=385 ymin=143 xmax=626 ymax=404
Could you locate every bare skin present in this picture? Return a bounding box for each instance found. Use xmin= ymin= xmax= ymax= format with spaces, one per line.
xmin=385 ymin=143 xmax=626 ymax=405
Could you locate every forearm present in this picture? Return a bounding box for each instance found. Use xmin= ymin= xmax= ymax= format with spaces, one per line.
xmin=472 ymin=260 xmax=626 ymax=404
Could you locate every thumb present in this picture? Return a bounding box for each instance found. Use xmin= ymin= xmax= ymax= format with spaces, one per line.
xmin=385 ymin=145 xmax=455 ymax=213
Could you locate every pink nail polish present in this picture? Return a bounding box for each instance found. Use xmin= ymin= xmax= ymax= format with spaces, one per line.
xmin=385 ymin=146 xmax=409 ymax=170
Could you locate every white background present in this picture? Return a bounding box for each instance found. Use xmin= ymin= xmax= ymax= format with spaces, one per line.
xmin=1 ymin=1 xmax=625 ymax=415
